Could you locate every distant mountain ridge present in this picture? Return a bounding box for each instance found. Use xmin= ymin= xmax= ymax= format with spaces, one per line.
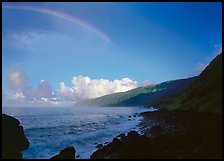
xmin=74 ymin=77 xmax=197 ymax=107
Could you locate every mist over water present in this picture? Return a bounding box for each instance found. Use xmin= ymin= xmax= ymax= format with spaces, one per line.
xmin=2 ymin=106 xmax=155 ymax=159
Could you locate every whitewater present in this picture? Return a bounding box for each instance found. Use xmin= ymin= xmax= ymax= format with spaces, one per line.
xmin=2 ymin=106 xmax=156 ymax=159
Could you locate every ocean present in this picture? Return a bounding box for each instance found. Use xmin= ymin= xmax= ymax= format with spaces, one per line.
xmin=2 ymin=106 xmax=156 ymax=159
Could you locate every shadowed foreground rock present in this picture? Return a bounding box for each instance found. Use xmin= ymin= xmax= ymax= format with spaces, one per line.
xmin=2 ymin=114 xmax=30 ymax=159
xmin=91 ymin=110 xmax=222 ymax=159
xmin=50 ymin=147 xmax=76 ymax=159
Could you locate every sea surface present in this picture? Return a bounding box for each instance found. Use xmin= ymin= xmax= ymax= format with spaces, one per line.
xmin=2 ymin=106 xmax=157 ymax=159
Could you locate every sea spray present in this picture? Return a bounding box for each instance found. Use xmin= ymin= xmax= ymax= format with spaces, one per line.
xmin=2 ymin=106 xmax=156 ymax=159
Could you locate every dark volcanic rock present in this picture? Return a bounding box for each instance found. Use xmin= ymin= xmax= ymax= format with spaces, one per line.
xmin=96 ymin=144 xmax=103 ymax=149
xmin=2 ymin=114 xmax=30 ymax=159
xmin=50 ymin=147 xmax=76 ymax=159
xmin=112 ymin=137 xmax=120 ymax=144
xmin=127 ymin=131 xmax=139 ymax=138
xmin=116 ymin=133 xmax=126 ymax=140
xmin=149 ymin=125 xmax=166 ymax=138
xmin=91 ymin=110 xmax=222 ymax=159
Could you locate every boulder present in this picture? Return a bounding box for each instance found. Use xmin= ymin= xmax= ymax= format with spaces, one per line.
xmin=116 ymin=133 xmax=126 ymax=140
xmin=2 ymin=114 xmax=30 ymax=159
xmin=50 ymin=147 xmax=76 ymax=159
xmin=127 ymin=131 xmax=139 ymax=138
xmin=96 ymin=144 xmax=103 ymax=149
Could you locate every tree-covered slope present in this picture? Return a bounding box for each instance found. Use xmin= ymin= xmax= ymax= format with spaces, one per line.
xmin=167 ymin=53 xmax=222 ymax=114
xmin=74 ymin=77 xmax=196 ymax=107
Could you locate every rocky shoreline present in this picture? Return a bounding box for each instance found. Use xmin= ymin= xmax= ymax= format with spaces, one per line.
xmin=2 ymin=109 xmax=222 ymax=159
xmin=90 ymin=109 xmax=222 ymax=159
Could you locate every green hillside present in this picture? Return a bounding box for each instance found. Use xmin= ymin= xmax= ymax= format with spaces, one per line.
xmin=74 ymin=77 xmax=196 ymax=107
xmin=167 ymin=53 xmax=222 ymax=114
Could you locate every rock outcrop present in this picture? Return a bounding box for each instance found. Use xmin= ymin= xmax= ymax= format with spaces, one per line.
xmin=91 ymin=110 xmax=222 ymax=159
xmin=2 ymin=114 xmax=30 ymax=159
xmin=50 ymin=147 xmax=76 ymax=159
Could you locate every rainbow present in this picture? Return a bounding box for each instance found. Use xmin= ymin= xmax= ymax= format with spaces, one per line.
xmin=3 ymin=4 xmax=111 ymax=43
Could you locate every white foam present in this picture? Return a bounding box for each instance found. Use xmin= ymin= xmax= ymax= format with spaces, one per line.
xmin=3 ymin=106 xmax=154 ymax=159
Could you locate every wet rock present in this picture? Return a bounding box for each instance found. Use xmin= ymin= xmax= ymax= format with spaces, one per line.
xmin=96 ymin=144 xmax=103 ymax=149
xmin=133 ymin=113 xmax=138 ymax=117
xmin=50 ymin=147 xmax=76 ymax=159
xmin=91 ymin=110 xmax=222 ymax=159
xmin=2 ymin=114 xmax=30 ymax=159
xmin=127 ymin=130 xmax=139 ymax=138
xmin=116 ymin=133 xmax=126 ymax=140
xmin=112 ymin=137 xmax=120 ymax=143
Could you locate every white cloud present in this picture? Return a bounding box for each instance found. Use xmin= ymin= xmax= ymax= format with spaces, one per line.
xmin=59 ymin=76 xmax=137 ymax=101
xmin=5 ymin=68 xmax=139 ymax=106
xmin=36 ymin=80 xmax=55 ymax=98
xmin=3 ymin=28 xmax=111 ymax=57
xmin=4 ymin=68 xmax=59 ymax=107
xmin=7 ymin=67 xmax=28 ymax=90
xmin=13 ymin=92 xmax=25 ymax=100
xmin=59 ymin=82 xmax=75 ymax=100
xmin=41 ymin=97 xmax=48 ymax=102
xmin=3 ymin=29 xmax=77 ymax=54
xmin=21 ymin=80 xmax=58 ymax=105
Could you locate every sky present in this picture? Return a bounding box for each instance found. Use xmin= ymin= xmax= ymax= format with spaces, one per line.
xmin=2 ymin=2 xmax=222 ymax=107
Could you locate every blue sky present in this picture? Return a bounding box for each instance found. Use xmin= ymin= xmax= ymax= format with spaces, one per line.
xmin=2 ymin=2 xmax=222 ymax=107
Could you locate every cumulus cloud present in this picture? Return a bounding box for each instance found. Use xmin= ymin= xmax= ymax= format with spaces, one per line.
xmin=59 ymin=82 xmax=75 ymax=100
xmin=4 ymin=68 xmax=140 ymax=106
xmin=13 ymin=92 xmax=25 ymax=100
xmin=7 ymin=67 xmax=28 ymax=90
xmin=5 ymin=67 xmax=59 ymax=107
xmin=21 ymin=80 xmax=59 ymax=104
xmin=36 ymin=80 xmax=55 ymax=98
xmin=59 ymin=76 xmax=137 ymax=101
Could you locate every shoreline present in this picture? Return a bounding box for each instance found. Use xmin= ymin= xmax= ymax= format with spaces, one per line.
xmin=21 ymin=107 xmax=148 ymax=159
xmin=90 ymin=109 xmax=222 ymax=159
xmin=2 ymin=107 xmax=222 ymax=159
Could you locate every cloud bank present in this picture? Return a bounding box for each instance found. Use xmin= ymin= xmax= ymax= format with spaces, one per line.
xmin=4 ymin=68 xmax=140 ymax=106
xmin=59 ymin=76 xmax=137 ymax=101
xmin=4 ymin=67 xmax=59 ymax=107
xmin=4 ymin=80 xmax=59 ymax=107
